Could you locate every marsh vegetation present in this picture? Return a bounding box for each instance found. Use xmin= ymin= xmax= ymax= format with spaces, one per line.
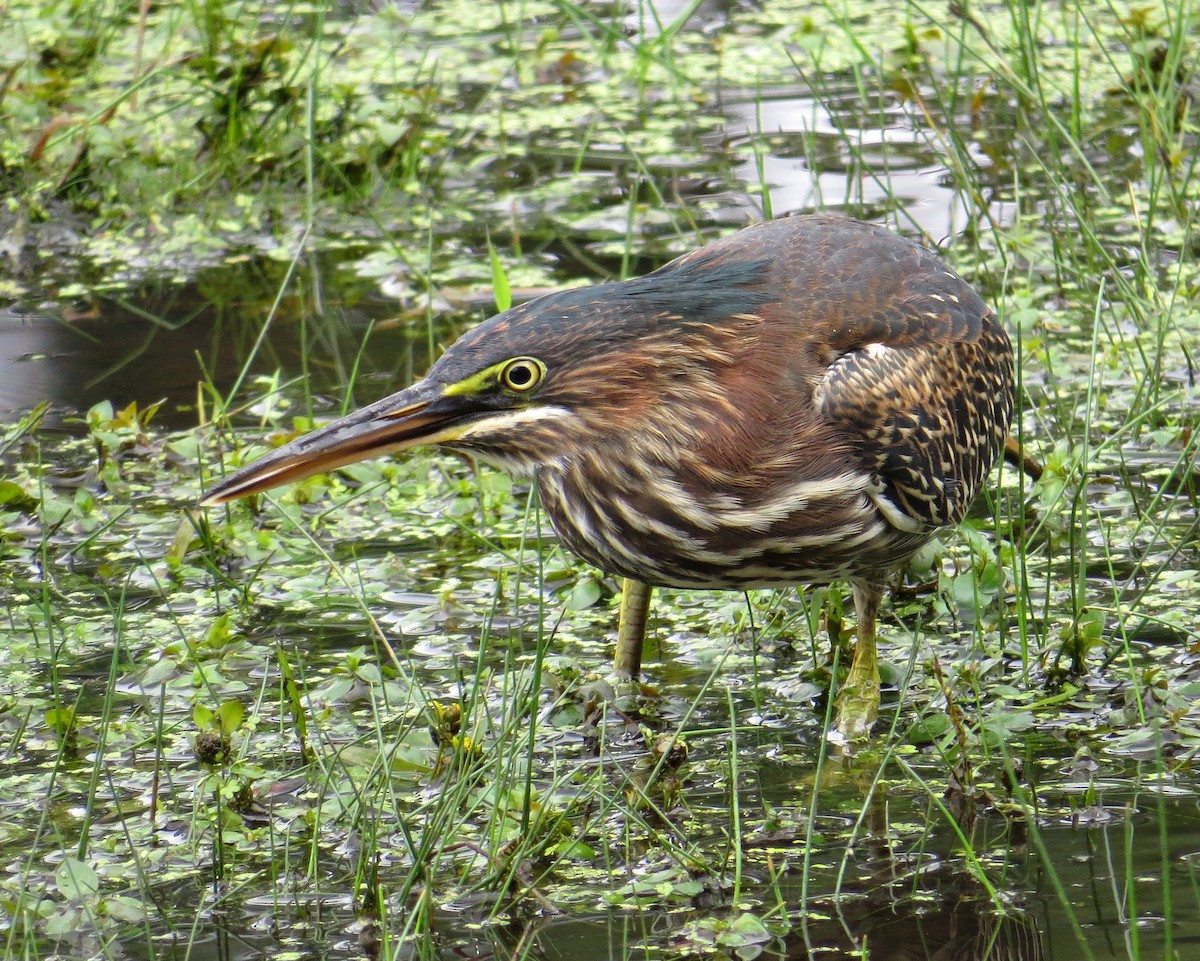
xmin=1 ymin=1 xmax=1197 ymax=959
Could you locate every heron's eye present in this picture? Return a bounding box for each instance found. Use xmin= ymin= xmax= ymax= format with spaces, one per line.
xmin=499 ymin=357 xmax=545 ymax=393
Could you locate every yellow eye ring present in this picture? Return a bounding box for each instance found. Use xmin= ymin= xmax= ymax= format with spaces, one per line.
xmin=499 ymin=357 xmax=545 ymax=393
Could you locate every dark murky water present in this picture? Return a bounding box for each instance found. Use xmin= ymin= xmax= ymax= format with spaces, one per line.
xmin=1 ymin=264 xmax=439 ymax=430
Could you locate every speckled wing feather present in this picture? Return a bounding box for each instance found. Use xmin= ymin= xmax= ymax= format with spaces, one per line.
xmin=809 ymin=237 xmax=1014 ymax=532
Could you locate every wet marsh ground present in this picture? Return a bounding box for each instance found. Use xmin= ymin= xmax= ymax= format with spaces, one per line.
xmin=1 ymin=1 xmax=1199 ymax=959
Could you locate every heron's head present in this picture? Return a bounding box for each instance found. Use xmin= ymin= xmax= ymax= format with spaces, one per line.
xmin=200 ymin=244 xmax=775 ymax=506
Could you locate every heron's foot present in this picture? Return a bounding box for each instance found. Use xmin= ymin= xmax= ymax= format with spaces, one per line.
xmin=833 ymin=669 xmax=880 ymax=742
xmin=604 ymin=667 xmax=644 ymax=697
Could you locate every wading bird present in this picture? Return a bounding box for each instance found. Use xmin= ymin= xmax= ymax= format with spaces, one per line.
xmin=201 ymin=216 xmax=1015 ymax=739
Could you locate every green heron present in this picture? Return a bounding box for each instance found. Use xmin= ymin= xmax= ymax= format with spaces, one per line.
xmin=200 ymin=216 xmax=1015 ymax=739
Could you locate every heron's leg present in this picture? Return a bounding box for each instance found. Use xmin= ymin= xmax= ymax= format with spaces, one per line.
xmin=1004 ymin=434 xmax=1044 ymax=481
xmin=834 ymin=581 xmax=883 ymax=740
xmin=614 ymin=579 xmax=652 ymax=678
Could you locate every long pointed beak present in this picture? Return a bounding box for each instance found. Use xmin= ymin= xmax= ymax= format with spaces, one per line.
xmin=200 ymin=379 xmax=468 ymax=506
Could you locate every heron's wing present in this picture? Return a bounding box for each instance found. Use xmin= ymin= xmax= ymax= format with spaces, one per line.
xmin=812 ymin=271 xmax=1014 ymax=531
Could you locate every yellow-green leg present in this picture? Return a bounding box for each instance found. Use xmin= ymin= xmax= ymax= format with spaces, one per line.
xmin=614 ymin=578 xmax=653 ymax=678
xmin=834 ymin=582 xmax=883 ymax=740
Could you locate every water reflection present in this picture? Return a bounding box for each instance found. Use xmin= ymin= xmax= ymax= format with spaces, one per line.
xmin=724 ymin=90 xmax=965 ymax=239
xmin=722 ymin=86 xmax=1022 ymax=243
xmin=0 ymin=263 xmax=439 ymax=430
xmin=381 ymin=870 xmax=1043 ymax=961
xmin=107 ymin=781 xmax=1200 ymax=961
xmin=623 ymin=0 xmax=738 ymax=37
xmin=784 ymin=880 xmax=1043 ymax=961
